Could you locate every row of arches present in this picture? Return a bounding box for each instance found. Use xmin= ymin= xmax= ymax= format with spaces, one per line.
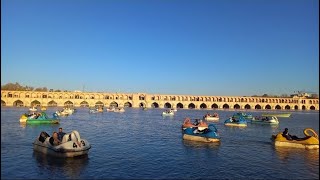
xmin=2 ymin=100 xmax=316 ymax=110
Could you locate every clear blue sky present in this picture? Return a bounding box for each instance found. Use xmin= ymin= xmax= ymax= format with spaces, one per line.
xmin=1 ymin=0 xmax=319 ymax=96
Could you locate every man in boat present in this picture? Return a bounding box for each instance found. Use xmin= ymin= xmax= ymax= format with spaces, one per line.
xmin=57 ymin=127 xmax=66 ymax=142
xmin=282 ymin=128 xmax=299 ymax=140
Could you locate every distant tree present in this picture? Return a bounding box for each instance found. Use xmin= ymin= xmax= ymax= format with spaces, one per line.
xmin=280 ymin=94 xmax=289 ymax=98
xmin=54 ymin=90 xmax=61 ymax=92
xmin=262 ymin=94 xmax=268 ymax=97
xmin=311 ymin=94 xmax=319 ymax=98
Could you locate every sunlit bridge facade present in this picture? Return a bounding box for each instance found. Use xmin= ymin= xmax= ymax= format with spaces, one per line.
xmin=1 ymin=90 xmax=319 ymax=111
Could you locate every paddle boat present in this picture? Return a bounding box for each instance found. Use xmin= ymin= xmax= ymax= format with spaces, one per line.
xmin=162 ymin=109 xmax=174 ymax=116
xmin=250 ymin=116 xmax=279 ymax=125
xmin=56 ymin=109 xmax=70 ymax=116
xmin=232 ymin=112 xmax=253 ymax=120
xmin=261 ymin=113 xmax=291 ymax=118
xmin=29 ymin=106 xmax=38 ymax=112
xmin=203 ymin=112 xmax=219 ymax=121
xmin=63 ymin=107 xmax=75 ymax=115
xmin=171 ymin=108 xmax=177 ymax=112
xmin=271 ymin=128 xmax=319 ymax=150
xmin=20 ymin=112 xmax=60 ymax=124
xmin=114 ymin=107 xmax=125 ymax=113
xmin=106 ymin=107 xmax=116 ymax=112
xmin=182 ymin=118 xmax=220 ymax=143
xmin=224 ymin=115 xmax=247 ymax=127
xmin=33 ymin=130 xmax=91 ymax=158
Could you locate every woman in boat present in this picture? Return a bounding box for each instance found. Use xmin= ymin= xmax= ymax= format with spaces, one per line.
xmin=282 ymin=128 xmax=299 ymax=140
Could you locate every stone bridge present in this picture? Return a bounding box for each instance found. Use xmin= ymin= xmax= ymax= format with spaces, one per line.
xmin=1 ymin=90 xmax=318 ymax=111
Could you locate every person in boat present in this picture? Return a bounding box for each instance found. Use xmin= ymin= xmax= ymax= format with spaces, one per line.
xmin=282 ymin=128 xmax=299 ymax=140
xmin=197 ymin=119 xmax=209 ymax=133
xmin=183 ymin=118 xmax=196 ymax=128
xmin=49 ymin=132 xmax=61 ymax=146
xmin=57 ymin=127 xmax=66 ymax=142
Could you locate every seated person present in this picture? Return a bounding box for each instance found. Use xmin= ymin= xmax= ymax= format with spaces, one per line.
xmin=183 ymin=118 xmax=196 ymax=128
xmin=57 ymin=127 xmax=66 ymax=142
xmin=282 ymin=128 xmax=299 ymax=140
xmin=49 ymin=132 xmax=61 ymax=146
xmin=197 ymin=120 xmax=208 ymax=131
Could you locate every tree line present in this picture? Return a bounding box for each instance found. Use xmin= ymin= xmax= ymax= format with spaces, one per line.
xmin=1 ymin=82 xmax=64 ymax=92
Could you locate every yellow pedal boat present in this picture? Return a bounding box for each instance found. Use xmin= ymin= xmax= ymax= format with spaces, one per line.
xmin=271 ymin=128 xmax=319 ymax=150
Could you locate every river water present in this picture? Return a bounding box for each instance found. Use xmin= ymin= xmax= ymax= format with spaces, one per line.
xmin=1 ymin=107 xmax=319 ymax=179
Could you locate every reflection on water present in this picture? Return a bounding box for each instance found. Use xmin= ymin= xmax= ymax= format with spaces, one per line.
xmin=182 ymin=139 xmax=221 ymax=149
xmin=33 ymin=152 xmax=89 ymax=179
xmin=274 ymin=146 xmax=319 ymax=162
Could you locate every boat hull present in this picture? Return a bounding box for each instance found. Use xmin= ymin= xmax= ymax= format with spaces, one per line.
xmin=224 ymin=123 xmax=247 ymax=127
xmin=204 ymin=117 xmax=219 ymax=121
xmin=183 ymin=134 xmax=220 ymax=143
xmin=262 ymin=113 xmax=291 ymax=118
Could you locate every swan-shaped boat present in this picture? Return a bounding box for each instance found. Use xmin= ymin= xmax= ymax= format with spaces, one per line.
xmin=20 ymin=112 xmax=60 ymax=124
xmin=250 ymin=116 xmax=279 ymax=125
xmin=224 ymin=116 xmax=247 ymax=127
xmin=162 ymin=110 xmax=174 ymax=116
xmin=262 ymin=113 xmax=291 ymax=118
xmin=33 ymin=130 xmax=91 ymax=157
xmin=271 ymin=128 xmax=319 ymax=150
xmin=182 ymin=123 xmax=220 ymax=143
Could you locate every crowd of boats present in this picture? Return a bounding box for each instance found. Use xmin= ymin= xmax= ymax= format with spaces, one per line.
xmin=18 ymin=107 xmax=318 ymax=159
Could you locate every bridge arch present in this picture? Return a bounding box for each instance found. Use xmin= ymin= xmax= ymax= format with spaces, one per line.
xmin=124 ymin=102 xmax=132 ymax=107
xmin=31 ymin=100 xmax=41 ymax=107
xmin=188 ymin=103 xmax=195 ymax=109
xmin=310 ymin=106 xmax=315 ymax=110
xmin=110 ymin=101 xmax=118 ymax=107
xmin=234 ymin=104 xmax=240 ymax=109
xmin=302 ymin=105 xmax=306 ymax=110
xmin=48 ymin=100 xmax=58 ymax=107
xmin=265 ymin=105 xmax=271 ymax=109
xmin=223 ymin=104 xmax=229 ymax=109
xmin=285 ymin=105 xmax=290 ymax=110
xmin=13 ymin=100 xmax=24 ymax=107
xmin=151 ymin=102 xmax=159 ymax=108
xmin=64 ymin=101 xmax=74 ymax=107
xmin=1 ymin=100 xmax=6 ymax=106
xmin=275 ymin=105 xmax=281 ymax=110
xmin=139 ymin=102 xmax=146 ymax=108
xmin=80 ymin=101 xmax=89 ymax=107
xmin=294 ymin=105 xmax=298 ymax=110
xmin=200 ymin=103 xmax=207 ymax=109
xmin=164 ymin=102 xmax=172 ymax=108
xmin=176 ymin=103 xmax=183 ymax=109
xmin=244 ymin=104 xmax=251 ymax=109
xmin=211 ymin=104 xmax=218 ymax=109
xmin=255 ymin=104 xmax=261 ymax=109
xmin=95 ymin=101 xmax=104 ymax=107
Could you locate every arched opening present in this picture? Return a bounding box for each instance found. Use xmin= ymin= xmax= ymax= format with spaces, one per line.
xmin=302 ymin=105 xmax=306 ymax=110
xmin=234 ymin=104 xmax=240 ymax=109
xmin=275 ymin=105 xmax=281 ymax=110
xmin=95 ymin=101 xmax=104 ymax=108
xmin=48 ymin=100 xmax=58 ymax=107
xmin=265 ymin=105 xmax=271 ymax=109
xmin=31 ymin=100 xmax=41 ymax=107
xmin=1 ymin=100 xmax=6 ymax=106
xmin=110 ymin=101 xmax=118 ymax=107
xmin=124 ymin=102 xmax=132 ymax=107
xmin=255 ymin=104 xmax=261 ymax=109
xmin=176 ymin=103 xmax=183 ymax=109
xmin=80 ymin=101 xmax=89 ymax=107
xmin=244 ymin=104 xmax=251 ymax=109
xmin=188 ymin=103 xmax=195 ymax=109
xmin=200 ymin=103 xmax=207 ymax=109
xmin=294 ymin=105 xmax=298 ymax=110
xmin=310 ymin=106 xmax=315 ymax=110
xmin=211 ymin=104 xmax=218 ymax=109
xmin=223 ymin=104 xmax=229 ymax=109
xmin=285 ymin=105 xmax=290 ymax=110
xmin=151 ymin=102 xmax=159 ymax=108
xmin=64 ymin=101 xmax=74 ymax=107
xmin=13 ymin=100 xmax=23 ymax=107
xmin=164 ymin=102 xmax=172 ymax=108
xmin=139 ymin=102 xmax=145 ymax=108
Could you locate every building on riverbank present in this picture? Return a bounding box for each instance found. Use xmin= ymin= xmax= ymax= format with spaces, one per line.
xmin=1 ymin=90 xmax=318 ymax=110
